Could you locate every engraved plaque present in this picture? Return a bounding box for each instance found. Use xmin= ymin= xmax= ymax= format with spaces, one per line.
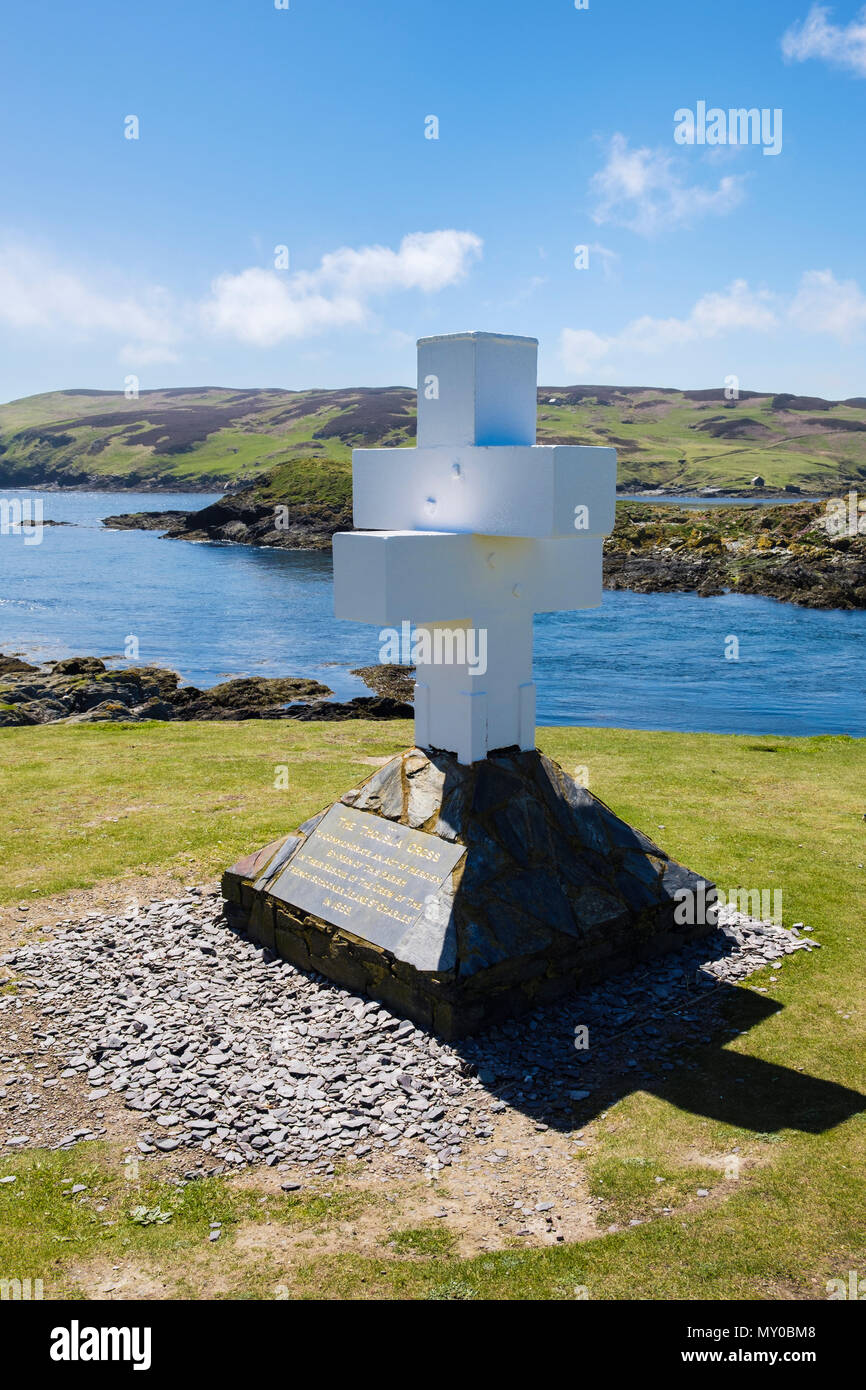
xmin=269 ymin=804 xmax=466 ymax=953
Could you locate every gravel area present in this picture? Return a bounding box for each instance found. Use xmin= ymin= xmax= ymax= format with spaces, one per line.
xmin=0 ymin=889 xmax=819 ymax=1175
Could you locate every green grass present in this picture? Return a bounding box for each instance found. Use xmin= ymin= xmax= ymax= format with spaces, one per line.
xmin=0 ymin=719 xmax=410 ymax=903
xmin=0 ymin=1145 xmax=376 ymax=1299
xmin=385 ymin=1225 xmax=458 ymax=1258
xmin=255 ymin=455 xmax=351 ymax=509
xmin=0 ymin=721 xmax=864 ymax=1299
xmin=585 ymin=1154 xmax=722 ymax=1225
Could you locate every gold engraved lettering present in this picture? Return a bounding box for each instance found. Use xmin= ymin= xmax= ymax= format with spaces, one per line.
xmin=285 ymin=864 xmax=415 ymax=926
xmin=405 ymin=841 xmax=440 ymax=862
xmin=322 ymin=896 xmax=352 ymax=917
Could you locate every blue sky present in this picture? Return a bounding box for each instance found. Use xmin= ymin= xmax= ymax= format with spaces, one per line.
xmin=2 ymin=0 xmax=865 ymax=400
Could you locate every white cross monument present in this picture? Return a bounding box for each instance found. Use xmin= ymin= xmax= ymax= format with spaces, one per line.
xmin=333 ymin=331 xmax=616 ymax=764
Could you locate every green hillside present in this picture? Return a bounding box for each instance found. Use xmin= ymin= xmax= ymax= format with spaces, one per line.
xmin=538 ymin=386 xmax=866 ymax=493
xmin=0 ymin=386 xmax=414 ymax=492
xmin=1 ymin=382 xmax=866 ymax=493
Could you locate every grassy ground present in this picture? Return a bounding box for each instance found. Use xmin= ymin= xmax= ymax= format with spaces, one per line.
xmin=1 ymin=721 xmax=864 ymax=1299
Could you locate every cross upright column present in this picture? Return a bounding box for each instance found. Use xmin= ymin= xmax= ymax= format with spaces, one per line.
xmin=333 ymin=331 xmax=616 ymax=764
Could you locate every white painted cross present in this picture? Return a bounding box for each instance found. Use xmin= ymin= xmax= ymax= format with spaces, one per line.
xmin=333 ymin=331 xmax=616 ymax=764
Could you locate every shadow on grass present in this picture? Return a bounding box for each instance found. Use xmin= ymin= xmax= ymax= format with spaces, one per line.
xmin=452 ymin=983 xmax=865 ymax=1139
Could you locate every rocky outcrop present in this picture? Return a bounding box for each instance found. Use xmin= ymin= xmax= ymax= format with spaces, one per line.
xmin=0 ymin=651 xmax=420 ymax=727
xmin=161 ymin=494 xmax=351 ymax=550
xmin=281 ymin=695 xmax=413 ymax=721
xmin=0 ymin=655 xmax=39 ymax=676
xmin=604 ymin=501 xmax=866 ymax=609
xmin=350 ymin=663 xmax=416 ymax=703
xmin=0 ymin=656 xmax=335 ymax=727
xmin=102 ymin=511 xmax=189 ymax=531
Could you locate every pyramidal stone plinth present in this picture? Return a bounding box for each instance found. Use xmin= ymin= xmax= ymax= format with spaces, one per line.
xmin=222 ymin=748 xmax=713 ymax=1039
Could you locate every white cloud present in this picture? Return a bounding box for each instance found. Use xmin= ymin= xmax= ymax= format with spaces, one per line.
xmin=119 ymin=343 xmax=181 ymax=366
xmin=788 ymin=268 xmax=866 ymax=338
xmin=0 ymin=230 xmax=483 ymax=362
xmin=782 ymin=5 xmax=866 ymax=76
xmin=201 ymin=230 xmax=483 ymax=346
xmin=590 ymin=134 xmax=746 ymax=236
xmin=560 ymin=270 xmax=866 ymax=375
xmin=559 ymin=329 xmax=611 ymax=375
xmin=687 ymin=282 xmax=779 ymax=337
xmin=201 ymin=267 xmax=366 ymax=345
xmin=0 ymin=246 xmax=179 ymax=361
xmin=561 ymin=281 xmax=777 ymax=374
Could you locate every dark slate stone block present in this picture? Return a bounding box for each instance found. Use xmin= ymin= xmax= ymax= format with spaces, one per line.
xmin=573 ymin=885 xmax=632 ymax=931
xmin=659 ymin=861 xmax=711 ymax=900
xmin=559 ymin=785 xmax=611 ymax=855
xmin=555 ymin=838 xmax=611 ymax=894
xmin=621 ymin=850 xmax=665 ymax=892
xmin=471 ymin=759 xmax=522 ymax=816
xmin=489 ymin=792 xmax=551 ymax=867
xmin=406 ymin=759 xmax=446 ymax=828
xmin=615 ymin=868 xmax=660 ymax=915
xmin=499 ymin=867 xmax=577 ymax=937
xmin=458 ymin=902 xmax=557 ymax=975
xmin=435 ymin=784 xmax=465 ymax=842
xmin=297 ymin=809 xmax=328 ymax=837
xmin=457 ymin=829 xmax=510 ymax=896
xmin=253 ymin=834 xmax=302 ymax=891
xmin=353 ymin=759 xmax=403 ymax=819
xmin=596 ymin=801 xmax=666 ymax=856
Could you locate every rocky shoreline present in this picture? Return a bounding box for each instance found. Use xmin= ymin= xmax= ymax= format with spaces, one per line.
xmin=102 ymin=510 xmax=189 ymax=531
xmin=605 ymin=501 xmax=866 ymax=610
xmin=131 ymin=491 xmax=350 ymax=550
xmin=103 ymin=495 xmax=866 ymax=611
xmin=0 ymin=655 xmax=412 ymax=729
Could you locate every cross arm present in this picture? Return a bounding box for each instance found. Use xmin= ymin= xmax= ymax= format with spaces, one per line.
xmin=352 ymin=444 xmax=616 ymax=538
xmin=332 ymin=530 xmax=603 ymax=626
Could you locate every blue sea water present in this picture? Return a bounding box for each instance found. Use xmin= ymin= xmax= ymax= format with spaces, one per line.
xmin=0 ymin=489 xmax=863 ymax=737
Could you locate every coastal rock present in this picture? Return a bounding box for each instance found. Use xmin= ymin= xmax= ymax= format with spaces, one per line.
xmin=206 ymin=676 xmax=330 ymax=708
xmin=102 ymin=511 xmax=188 ymax=532
xmin=0 ymin=703 xmax=35 ymax=727
xmin=50 ymin=657 xmax=109 ymax=675
xmin=0 ymin=654 xmax=415 ymax=727
xmin=283 ymin=695 xmax=413 ymax=722
xmin=351 ymin=664 xmax=416 ymax=703
xmin=604 ymin=501 xmax=866 ymax=610
xmin=0 ymin=655 xmax=39 ymax=676
xmin=159 ymin=492 xmax=353 ymax=552
xmin=64 ymin=700 xmax=144 ymax=723
xmin=131 ymin=698 xmax=177 ymax=720
xmin=16 ymin=698 xmax=72 ymax=724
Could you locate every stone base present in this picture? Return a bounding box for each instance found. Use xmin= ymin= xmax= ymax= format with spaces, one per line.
xmin=222 ymin=747 xmax=714 ymax=1040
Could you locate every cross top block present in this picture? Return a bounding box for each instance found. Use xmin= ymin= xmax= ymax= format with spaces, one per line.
xmin=333 ymin=331 xmax=616 ymax=764
xmin=416 ymin=331 xmax=538 ymax=448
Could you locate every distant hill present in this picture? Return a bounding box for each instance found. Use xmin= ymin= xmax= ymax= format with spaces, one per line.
xmin=2 ymin=382 xmax=866 ymax=494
